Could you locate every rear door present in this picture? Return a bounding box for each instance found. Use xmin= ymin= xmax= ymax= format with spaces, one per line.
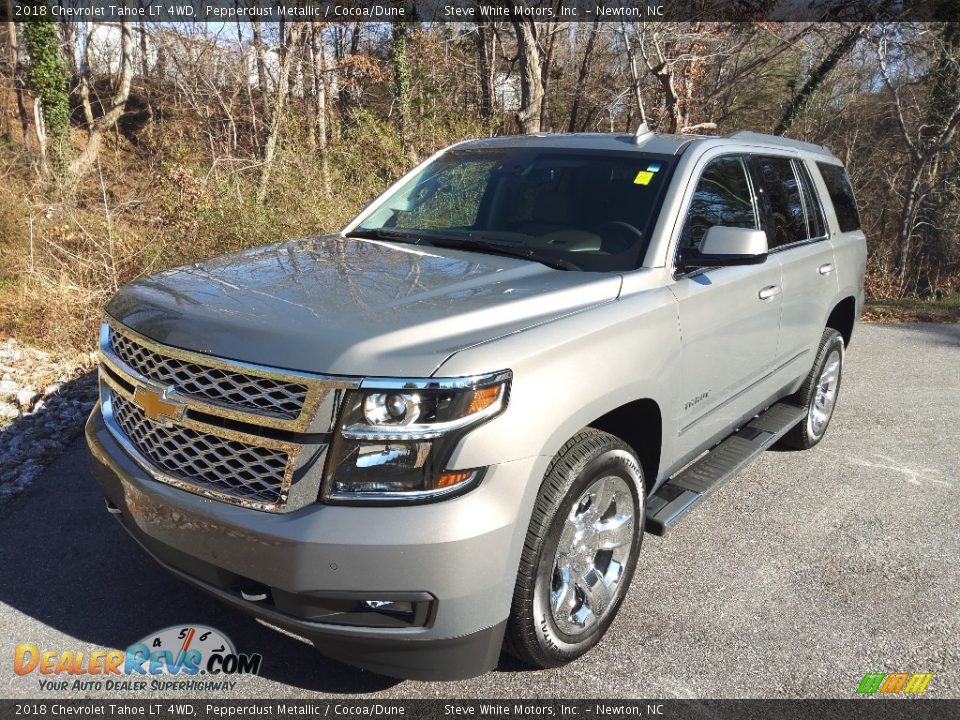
xmin=815 ymin=161 xmax=867 ymax=321
xmin=748 ymin=155 xmax=838 ymax=381
xmin=669 ymin=153 xmax=783 ymax=459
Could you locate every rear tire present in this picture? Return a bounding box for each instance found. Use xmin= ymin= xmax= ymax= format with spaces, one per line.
xmin=780 ymin=328 xmax=844 ymax=450
xmin=505 ymin=429 xmax=644 ymax=669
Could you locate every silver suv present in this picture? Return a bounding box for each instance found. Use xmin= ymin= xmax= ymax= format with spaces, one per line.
xmin=87 ymin=129 xmax=866 ymax=680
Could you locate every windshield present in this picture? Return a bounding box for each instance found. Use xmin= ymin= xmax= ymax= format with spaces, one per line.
xmin=351 ymin=147 xmax=675 ymax=271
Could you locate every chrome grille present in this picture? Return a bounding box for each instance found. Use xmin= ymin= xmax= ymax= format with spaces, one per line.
xmin=108 ymin=328 xmax=308 ymax=420
xmin=111 ymin=392 xmax=289 ymax=505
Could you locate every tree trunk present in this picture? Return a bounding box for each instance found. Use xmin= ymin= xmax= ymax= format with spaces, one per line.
xmin=893 ymin=167 xmax=926 ymax=295
xmin=568 ymin=19 xmax=600 ymax=132
xmin=22 ymin=7 xmax=71 ymax=175
xmin=656 ymin=64 xmax=681 ymax=133
xmin=138 ymin=18 xmax=153 ymax=128
xmin=334 ymin=23 xmax=363 ymax=133
xmin=250 ymin=18 xmax=270 ymax=102
xmin=60 ymin=22 xmax=77 ymax=77
xmin=511 ymin=15 xmax=543 ymax=134
xmin=621 ymin=22 xmax=647 ymax=127
xmin=67 ymin=16 xmax=134 ymax=184
xmin=391 ymin=18 xmax=413 ymax=160
xmin=476 ymin=22 xmax=496 ymax=121
xmin=32 ymin=98 xmax=46 ymax=174
xmin=4 ymin=6 xmax=31 ymax=151
xmin=259 ymin=23 xmax=303 ymax=202
xmin=350 ymin=22 xmax=362 ymax=55
xmin=538 ymin=18 xmax=559 ymax=131
xmin=310 ymin=21 xmax=330 ymax=196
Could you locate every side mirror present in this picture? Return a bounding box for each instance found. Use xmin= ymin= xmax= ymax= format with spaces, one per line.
xmin=678 ymin=226 xmax=768 ymax=272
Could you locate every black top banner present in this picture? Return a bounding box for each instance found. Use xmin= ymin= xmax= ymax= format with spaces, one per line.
xmin=4 ymin=0 xmax=959 ymax=24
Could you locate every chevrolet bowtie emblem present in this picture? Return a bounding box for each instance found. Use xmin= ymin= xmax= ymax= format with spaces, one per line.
xmin=133 ymin=386 xmax=186 ymax=425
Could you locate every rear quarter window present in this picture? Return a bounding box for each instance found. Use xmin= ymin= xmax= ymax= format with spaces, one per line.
xmin=816 ymin=163 xmax=861 ymax=233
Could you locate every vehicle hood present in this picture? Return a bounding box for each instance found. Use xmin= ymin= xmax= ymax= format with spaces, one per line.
xmin=106 ymin=235 xmax=622 ymax=377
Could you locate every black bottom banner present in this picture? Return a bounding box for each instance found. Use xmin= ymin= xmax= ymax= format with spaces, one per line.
xmin=1 ymin=699 xmax=957 ymax=720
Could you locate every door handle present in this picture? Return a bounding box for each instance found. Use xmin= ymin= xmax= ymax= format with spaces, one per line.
xmin=758 ymin=285 xmax=781 ymax=300
xmin=818 ymin=263 xmax=835 ymax=275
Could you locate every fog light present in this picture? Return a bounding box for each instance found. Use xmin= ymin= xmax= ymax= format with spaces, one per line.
xmin=362 ymin=600 xmax=414 ymax=615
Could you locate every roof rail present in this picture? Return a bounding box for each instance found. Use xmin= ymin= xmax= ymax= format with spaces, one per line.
xmin=725 ymin=131 xmax=835 ymax=158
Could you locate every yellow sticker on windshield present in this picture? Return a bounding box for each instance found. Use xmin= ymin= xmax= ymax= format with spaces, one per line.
xmin=633 ymin=170 xmax=654 ymax=186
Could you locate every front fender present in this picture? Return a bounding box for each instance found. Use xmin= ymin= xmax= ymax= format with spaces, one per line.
xmin=436 ymin=286 xmax=681 ymax=481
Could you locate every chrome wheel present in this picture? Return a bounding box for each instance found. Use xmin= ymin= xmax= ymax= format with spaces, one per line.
xmin=550 ymin=475 xmax=636 ymax=636
xmin=807 ymin=348 xmax=841 ymax=439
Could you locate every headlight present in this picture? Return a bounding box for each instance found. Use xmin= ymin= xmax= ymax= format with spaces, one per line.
xmin=321 ymin=371 xmax=511 ymax=503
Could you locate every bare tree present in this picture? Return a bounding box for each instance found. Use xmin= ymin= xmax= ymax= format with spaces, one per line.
xmin=877 ymin=28 xmax=960 ymax=294
xmin=510 ymin=12 xmax=543 ymax=133
xmin=621 ymin=21 xmax=648 ymax=127
xmin=537 ymin=13 xmax=563 ymax=130
xmin=636 ymin=24 xmax=684 ymax=132
xmin=568 ymin=19 xmax=601 ymax=132
xmin=390 ymin=17 xmax=412 ymax=160
xmin=249 ymin=16 xmax=269 ymax=104
xmin=259 ymin=22 xmax=305 ymax=201
xmin=69 ymin=19 xmax=135 ymax=184
xmin=775 ymin=24 xmax=868 ymax=136
xmin=310 ymin=21 xmax=331 ymax=196
xmin=4 ymin=4 xmax=31 ymax=152
xmin=476 ymin=21 xmax=497 ymax=121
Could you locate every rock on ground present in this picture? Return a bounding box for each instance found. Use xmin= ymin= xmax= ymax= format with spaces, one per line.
xmin=0 ymin=338 xmax=98 ymax=502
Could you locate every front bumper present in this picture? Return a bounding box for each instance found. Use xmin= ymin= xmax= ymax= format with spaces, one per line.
xmin=86 ymin=406 xmax=543 ymax=680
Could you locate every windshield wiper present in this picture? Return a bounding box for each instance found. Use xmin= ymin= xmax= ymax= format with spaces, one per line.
xmin=424 ymin=235 xmax=580 ymax=271
xmin=346 ymin=228 xmax=424 ymax=244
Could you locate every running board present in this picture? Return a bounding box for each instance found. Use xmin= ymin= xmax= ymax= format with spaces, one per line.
xmin=645 ymin=402 xmax=806 ymax=536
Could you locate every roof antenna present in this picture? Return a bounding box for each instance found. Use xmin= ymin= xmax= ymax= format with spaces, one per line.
xmin=632 ymin=122 xmax=652 ymax=145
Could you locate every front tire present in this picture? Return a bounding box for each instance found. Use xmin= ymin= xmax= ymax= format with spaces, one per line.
xmin=780 ymin=328 xmax=844 ymax=450
xmin=505 ymin=429 xmax=644 ymax=669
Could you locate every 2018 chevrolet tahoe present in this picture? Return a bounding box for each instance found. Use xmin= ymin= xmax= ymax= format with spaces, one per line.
xmin=87 ymin=128 xmax=867 ymax=680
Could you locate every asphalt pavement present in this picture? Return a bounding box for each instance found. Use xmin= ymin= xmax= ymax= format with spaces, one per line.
xmin=1 ymin=322 xmax=957 ymax=699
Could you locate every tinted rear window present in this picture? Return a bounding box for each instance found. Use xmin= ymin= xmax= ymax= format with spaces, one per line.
xmin=751 ymin=155 xmax=808 ymax=248
xmin=816 ymin=163 xmax=861 ymax=233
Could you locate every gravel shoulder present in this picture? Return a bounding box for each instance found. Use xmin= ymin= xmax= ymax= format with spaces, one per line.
xmin=0 ymin=339 xmax=97 ymax=501
xmin=0 ymin=322 xmax=957 ymax=699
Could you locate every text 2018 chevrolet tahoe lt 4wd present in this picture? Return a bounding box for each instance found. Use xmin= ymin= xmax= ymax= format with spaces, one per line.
xmin=87 ymin=128 xmax=866 ymax=680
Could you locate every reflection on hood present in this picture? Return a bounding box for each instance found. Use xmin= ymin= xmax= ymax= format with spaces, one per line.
xmin=106 ymin=236 xmax=622 ymax=376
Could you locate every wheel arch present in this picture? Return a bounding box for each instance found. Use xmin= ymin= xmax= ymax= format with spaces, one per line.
xmin=826 ymin=296 xmax=857 ymax=347
xmin=585 ymin=398 xmax=662 ymax=496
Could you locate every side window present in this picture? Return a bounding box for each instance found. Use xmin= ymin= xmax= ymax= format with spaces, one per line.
xmin=795 ymin=160 xmax=826 ymax=239
xmin=679 ymin=155 xmax=756 ymax=251
xmin=750 ymin=155 xmax=807 ymax=248
xmin=816 ymin=162 xmax=861 ymax=233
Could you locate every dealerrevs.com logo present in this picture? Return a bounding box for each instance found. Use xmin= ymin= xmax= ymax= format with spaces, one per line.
xmin=14 ymin=625 xmax=262 ymax=692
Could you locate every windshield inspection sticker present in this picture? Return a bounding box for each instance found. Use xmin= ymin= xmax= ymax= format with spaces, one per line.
xmin=633 ymin=170 xmax=655 ymax=186
xmin=647 ymin=163 xmax=662 ymax=172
